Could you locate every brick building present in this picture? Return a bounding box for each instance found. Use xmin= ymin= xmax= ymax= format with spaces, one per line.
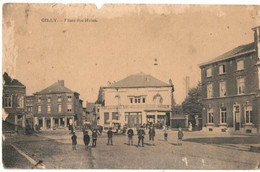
xmin=2 ymin=72 xmax=26 ymax=130
xmin=97 ymin=73 xmax=174 ymax=129
xmin=199 ymin=26 xmax=260 ymax=134
xmin=33 ymin=80 xmax=83 ymax=130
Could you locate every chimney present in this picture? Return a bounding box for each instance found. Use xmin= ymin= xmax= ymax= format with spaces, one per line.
xmin=58 ymin=80 xmax=64 ymax=86
xmin=252 ymin=26 xmax=260 ymax=59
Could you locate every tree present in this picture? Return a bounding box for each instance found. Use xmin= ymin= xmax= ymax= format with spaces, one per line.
xmin=182 ymin=82 xmax=202 ymax=117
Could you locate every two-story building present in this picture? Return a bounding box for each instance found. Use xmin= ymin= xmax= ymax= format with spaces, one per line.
xmin=2 ymin=72 xmax=26 ymax=130
xmin=33 ymin=80 xmax=83 ymax=130
xmin=199 ymin=26 xmax=260 ymax=134
xmin=97 ymin=73 xmax=174 ymax=129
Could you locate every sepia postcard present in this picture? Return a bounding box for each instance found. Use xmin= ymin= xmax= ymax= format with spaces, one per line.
xmin=1 ymin=3 xmax=260 ymax=170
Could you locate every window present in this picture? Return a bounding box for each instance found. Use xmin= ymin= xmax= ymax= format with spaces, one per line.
xmin=17 ymin=96 xmax=24 ymax=108
xmin=67 ymin=95 xmax=72 ymax=102
xmin=142 ymin=98 xmax=146 ymax=103
xmin=220 ymin=107 xmax=227 ymax=123
xmin=130 ymin=98 xmax=133 ymax=103
xmin=237 ymin=60 xmax=244 ymax=71
xmin=207 ymin=109 xmax=214 ymax=123
xmin=47 ymin=105 xmax=51 ymax=113
xmin=67 ymin=104 xmax=72 ymax=112
xmin=112 ymin=112 xmax=119 ymax=120
xmin=27 ymin=107 xmax=32 ymax=112
xmin=58 ymin=104 xmax=62 ymax=112
xmin=58 ymin=96 xmax=62 ymax=102
xmin=245 ymin=106 xmax=253 ymax=124
xmin=207 ymin=83 xmax=213 ymax=98
xmin=219 ymin=81 xmax=226 ymax=97
xmin=104 ymin=112 xmax=109 ymax=124
xmin=237 ymin=78 xmax=245 ymax=94
xmin=4 ymin=95 xmax=12 ymax=108
xmin=206 ymin=68 xmax=212 ymax=77
xmin=47 ymin=97 xmax=51 ymax=103
xmin=219 ymin=64 xmax=226 ymax=74
xmin=38 ymin=97 xmax=41 ymax=103
xmin=38 ymin=105 xmax=41 ymax=113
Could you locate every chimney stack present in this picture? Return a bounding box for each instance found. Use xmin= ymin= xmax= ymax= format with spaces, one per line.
xmin=58 ymin=80 xmax=64 ymax=86
xmin=252 ymin=26 xmax=260 ymax=59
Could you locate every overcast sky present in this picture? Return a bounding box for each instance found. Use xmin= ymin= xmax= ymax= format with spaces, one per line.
xmin=3 ymin=4 xmax=259 ymax=105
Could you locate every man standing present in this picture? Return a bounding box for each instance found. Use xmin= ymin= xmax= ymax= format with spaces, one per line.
xmin=178 ymin=128 xmax=184 ymax=146
xmin=92 ymin=130 xmax=98 ymax=147
xmin=83 ymin=131 xmax=90 ymax=150
xmin=148 ymin=126 xmax=155 ymax=145
xmin=71 ymin=132 xmax=77 ymax=150
xmin=137 ymin=128 xmax=145 ymax=147
xmin=127 ymin=128 xmax=134 ymax=145
xmin=107 ymin=128 xmax=113 ymax=145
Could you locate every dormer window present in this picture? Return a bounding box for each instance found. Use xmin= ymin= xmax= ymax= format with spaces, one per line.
xmin=237 ymin=60 xmax=244 ymax=71
xmin=206 ymin=68 xmax=212 ymax=77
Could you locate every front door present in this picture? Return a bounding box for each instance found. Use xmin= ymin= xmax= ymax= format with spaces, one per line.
xmin=128 ymin=116 xmax=135 ymax=128
xmin=234 ymin=105 xmax=240 ymax=131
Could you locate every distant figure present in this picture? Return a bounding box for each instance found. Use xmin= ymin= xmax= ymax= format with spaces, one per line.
xmin=92 ymin=130 xmax=98 ymax=147
xmin=127 ymin=128 xmax=134 ymax=145
xmin=164 ymin=130 xmax=168 ymax=141
xmin=188 ymin=122 xmax=193 ymax=132
xmin=71 ymin=132 xmax=77 ymax=150
xmin=107 ymin=128 xmax=113 ymax=145
xmin=83 ymin=131 xmax=90 ymax=150
xmin=148 ymin=127 xmax=155 ymax=145
xmin=137 ymin=128 xmax=145 ymax=147
xmin=178 ymin=128 xmax=184 ymax=146
xmin=100 ymin=126 xmax=103 ymax=135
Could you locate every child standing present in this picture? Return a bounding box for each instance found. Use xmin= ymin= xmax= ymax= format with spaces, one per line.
xmin=164 ymin=130 xmax=168 ymax=141
xmin=177 ymin=128 xmax=184 ymax=146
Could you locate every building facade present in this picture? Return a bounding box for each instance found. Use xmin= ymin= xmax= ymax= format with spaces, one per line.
xmin=33 ymin=80 xmax=83 ymax=130
xmin=97 ymin=73 xmax=174 ymax=129
xmin=199 ymin=26 xmax=260 ymax=134
xmin=2 ymin=72 xmax=26 ymax=130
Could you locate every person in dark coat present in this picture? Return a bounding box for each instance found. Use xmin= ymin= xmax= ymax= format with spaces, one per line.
xmin=83 ymin=131 xmax=90 ymax=150
xmin=107 ymin=128 xmax=113 ymax=145
xmin=178 ymin=128 xmax=184 ymax=146
xmin=164 ymin=130 xmax=168 ymax=141
xmin=148 ymin=127 xmax=155 ymax=145
xmin=137 ymin=128 xmax=145 ymax=147
xmin=92 ymin=130 xmax=98 ymax=147
xmin=71 ymin=132 xmax=77 ymax=150
xmin=127 ymin=128 xmax=134 ymax=145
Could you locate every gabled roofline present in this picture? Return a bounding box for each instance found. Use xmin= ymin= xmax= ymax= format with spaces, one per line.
xmin=103 ymin=85 xmax=173 ymax=89
xmin=33 ymin=91 xmax=79 ymax=95
xmin=198 ymin=49 xmax=256 ymax=68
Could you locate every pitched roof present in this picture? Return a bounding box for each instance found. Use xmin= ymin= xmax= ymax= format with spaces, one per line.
xmin=3 ymin=72 xmax=25 ymax=87
xmin=35 ymin=81 xmax=74 ymax=94
xmin=199 ymin=42 xmax=256 ymax=67
xmin=106 ymin=73 xmax=171 ymax=88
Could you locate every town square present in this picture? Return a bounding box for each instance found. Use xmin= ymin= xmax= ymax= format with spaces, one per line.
xmin=2 ymin=3 xmax=260 ymax=170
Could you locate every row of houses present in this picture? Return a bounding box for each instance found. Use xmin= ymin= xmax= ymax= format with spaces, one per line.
xmin=3 ymin=75 xmax=84 ymax=131
xmin=2 ymin=26 xmax=260 ymax=134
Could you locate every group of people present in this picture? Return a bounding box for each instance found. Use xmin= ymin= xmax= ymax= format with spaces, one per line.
xmin=71 ymin=126 xmax=184 ymax=150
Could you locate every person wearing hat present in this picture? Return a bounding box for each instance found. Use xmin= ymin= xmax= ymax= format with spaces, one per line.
xmin=127 ymin=128 xmax=134 ymax=145
xmin=83 ymin=131 xmax=90 ymax=150
xmin=92 ymin=129 xmax=98 ymax=147
xmin=137 ymin=127 xmax=145 ymax=147
xmin=177 ymin=128 xmax=184 ymax=146
xmin=71 ymin=132 xmax=77 ymax=150
xmin=107 ymin=128 xmax=113 ymax=145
